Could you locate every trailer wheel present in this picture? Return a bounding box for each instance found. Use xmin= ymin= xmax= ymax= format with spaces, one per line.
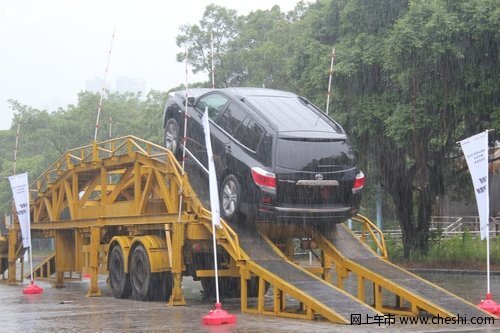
xmin=224 ymin=277 xmax=241 ymax=298
xmin=130 ymin=245 xmax=153 ymax=301
xmin=247 ymin=276 xmax=270 ymax=297
xmin=151 ymin=271 xmax=173 ymax=302
xmin=109 ymin=246 xmax=132 ymax=299
xmin=200 ymin=277 xmax=240 ymax=299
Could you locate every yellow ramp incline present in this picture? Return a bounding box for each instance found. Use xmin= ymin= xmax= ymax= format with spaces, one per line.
xmin=312 ymin=220 xmax=492 ymax=318
xmin=233 ymin=223 xmax=382 ymax=323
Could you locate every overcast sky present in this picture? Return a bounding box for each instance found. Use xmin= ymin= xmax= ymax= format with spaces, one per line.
xmin=0 ymin=0 xmax=303 ymax=130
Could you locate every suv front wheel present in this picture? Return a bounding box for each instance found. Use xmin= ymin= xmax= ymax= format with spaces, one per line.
xmin=164 ymin=118 xmax=179 ymax=155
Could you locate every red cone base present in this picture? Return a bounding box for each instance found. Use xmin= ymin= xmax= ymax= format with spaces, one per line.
xmin=23 ymin=281 xmax=43 ymax=294
xmin=477 ymin=293 xmax=500 ymax=315
xmin=202 ymin=302 xmax=237 ymax=325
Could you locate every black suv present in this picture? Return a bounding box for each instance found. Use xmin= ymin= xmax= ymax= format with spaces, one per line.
xmin=162 ymin=87 xmax=364 ymax=223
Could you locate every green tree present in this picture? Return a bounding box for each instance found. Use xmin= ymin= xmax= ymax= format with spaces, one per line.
xmin=176 ymin=0 xmax=499 ymax=256
xmin=320 ymin=0 xmax=499 ymax=256
xmin=0 ymin=90 xmax=167 ymax=217
xmin=176 ymin=4 xmax=239 ymax=86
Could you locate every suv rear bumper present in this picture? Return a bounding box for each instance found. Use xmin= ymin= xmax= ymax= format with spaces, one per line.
xmin=251 ymin=204 xmax=358 ymax=224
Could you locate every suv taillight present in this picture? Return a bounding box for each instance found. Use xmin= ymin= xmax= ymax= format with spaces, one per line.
xmin=251 ymin=167 xmax=276 ymax=190
xmin=353 ymin=171 xmax=365 ymax=191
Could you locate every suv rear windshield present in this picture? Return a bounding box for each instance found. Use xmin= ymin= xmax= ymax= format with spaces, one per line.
xmin=276 ymin=137 xmax=355 ymax=171
xmin=244 ymin=96 xmax=343 ymax=133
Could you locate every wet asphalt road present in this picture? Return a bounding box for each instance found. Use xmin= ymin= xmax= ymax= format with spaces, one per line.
xmin=1 ymin=272 xmax=499 ymax=333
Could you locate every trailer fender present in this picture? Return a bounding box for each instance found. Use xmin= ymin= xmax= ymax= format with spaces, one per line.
xmin=130 ymin=235 xmax=170 ymax=273
xmin=108 ymin=236 xmax=132 ymax=272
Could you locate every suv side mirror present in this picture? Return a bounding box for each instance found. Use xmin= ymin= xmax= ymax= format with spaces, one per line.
xmin=187 ymin=97 xmax=195 ymax=106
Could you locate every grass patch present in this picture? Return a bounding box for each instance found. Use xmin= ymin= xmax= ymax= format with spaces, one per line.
xmin=386 ymin=232 xmax=500 ymax=270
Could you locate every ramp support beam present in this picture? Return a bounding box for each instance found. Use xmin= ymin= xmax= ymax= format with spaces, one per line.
xmin=87 ymin=226 xmax=101 ymax=297
xmin=169 ymin=221 xmax=185 ymax=305
xmin=8 ymin=228 xmax=17 ymax=285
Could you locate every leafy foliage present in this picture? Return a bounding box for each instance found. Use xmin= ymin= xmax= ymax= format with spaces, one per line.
xmin=175 ymin=0 xmax=499 ymax=257
xmin=0 ymin=91 xmax=166 ymax=216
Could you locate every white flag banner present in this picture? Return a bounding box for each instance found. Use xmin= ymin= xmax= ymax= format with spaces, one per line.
xmin=202 ymin=109 xmax=221 ymax=228
xmin=8 ymin=172 xmax=31 ymax=248
xmin=460 ymin=131 xmax=489 ymax=240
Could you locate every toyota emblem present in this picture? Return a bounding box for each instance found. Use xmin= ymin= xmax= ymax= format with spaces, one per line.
xmin=315 ymin=174 xmax=324 ymax=180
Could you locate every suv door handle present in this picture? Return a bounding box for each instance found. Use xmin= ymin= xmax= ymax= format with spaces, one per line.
xmin=224 ymin=143 xmax=231 ymax=153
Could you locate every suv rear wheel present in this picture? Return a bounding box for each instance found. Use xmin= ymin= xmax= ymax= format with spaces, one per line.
xmin=220 ymin=174 xmax=241 ymax=221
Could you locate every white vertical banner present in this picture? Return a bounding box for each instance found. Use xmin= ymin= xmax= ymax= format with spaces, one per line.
xmin=8 ymin=172 xmax=31 ymax=248
xmin=460 ymin=131 xmax=489 ymax=240
xmin=202 ymin=109 xmax=221 ymax=228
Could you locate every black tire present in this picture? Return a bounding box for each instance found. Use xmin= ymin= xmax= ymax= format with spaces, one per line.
xmin=222 ymin=277 xmax=240 ymax=298
xmin=200 ymin=277 xmax=216 ymax=300
xmin=152 ymin=271 xmax=173 ymax=302
xmin=201 ymin=276 xmax=269 ymax=299
xmin=108 ymin=246 xmax=132 ymax=299
xmin=201 ymin=277 xmax=239 ymax=299
xmin=220 ymin=174 xmax=241 ymax=221
xmin=130 ymin=245 xmax=153 ymax=301
xmin=164 ymin=118 xmax=180 ymax=155
xmin=247 ymin=276 xmax=270 ymax=298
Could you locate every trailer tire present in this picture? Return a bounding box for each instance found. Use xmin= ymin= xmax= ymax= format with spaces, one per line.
xmin=151 ymin=271 xmax=173 ymax=302
xmin=201 ymin=277 xmax=238 ymax=299
xmin=130 ymin=245 xmax=154 ymax=301
xmin=201 ymin=276 xmax=269 ymax=299
xmin=109 ymin=246 xmax=132 ymax=299
xmin=247 ymin=276 xmax=270 ymax=297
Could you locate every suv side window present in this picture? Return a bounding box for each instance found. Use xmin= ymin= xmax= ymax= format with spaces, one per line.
xmin=217 ymin=103 xmax=247 ymax=135
xmin=233 ymin=118 xmax=264 ymax=151
xmin=195 ymin=94 xmax=229 ymax=120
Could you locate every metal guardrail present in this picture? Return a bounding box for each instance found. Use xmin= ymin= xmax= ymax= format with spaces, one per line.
xmin=382 ymin=216 xmax=500 ymax=238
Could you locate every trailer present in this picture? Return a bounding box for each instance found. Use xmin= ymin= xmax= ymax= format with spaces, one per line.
xmin=0 ymin=136 xmax=493 ymax=323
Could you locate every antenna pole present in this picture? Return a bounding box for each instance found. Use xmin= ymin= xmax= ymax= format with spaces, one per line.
xmin=109 ymin=116 xmax=113 ymax=139
xmin=325 ymin=48 xmax=336 ymax=116
xmin=94 ymin=29 xmax=115 ymax=141
xmin=13 ymin=121 xmax=21 ymax=174
xmin=211 ymin=33 xmax=215 ymax=89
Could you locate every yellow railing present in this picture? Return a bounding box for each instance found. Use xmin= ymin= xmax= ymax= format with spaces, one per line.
xmin=32 ymin=136 xmax=181 ymax=194
xmin=352 ymin=214 xmax=387 ymax=259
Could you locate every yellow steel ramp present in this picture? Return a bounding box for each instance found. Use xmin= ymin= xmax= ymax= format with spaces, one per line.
xmin=313 ymin=219 xmax=493 ymax=318
xmin=24 ymin=253 xmax=56 ymax=281
xmin=233 ymin=223 xmax=382 ymax=324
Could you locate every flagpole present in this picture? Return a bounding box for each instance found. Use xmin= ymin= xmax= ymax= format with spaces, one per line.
xmin=201 ymin=107 xmax=236 ymax=325
xmin=476 ymin=129 xmax=497 ymax=314
xmin=205 ymin=107 xmax=220 ymax=304
xmin=13 ymin=121 xmax=34 ymax=285
xmin=485 ymin=129 xmax=491 ymax=295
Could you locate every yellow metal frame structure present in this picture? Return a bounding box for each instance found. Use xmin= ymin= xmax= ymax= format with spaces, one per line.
xmin=13 ymin=136 xmax=243 ymax=303
xmin=4 ymin=136 xmax=492 ymax=324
